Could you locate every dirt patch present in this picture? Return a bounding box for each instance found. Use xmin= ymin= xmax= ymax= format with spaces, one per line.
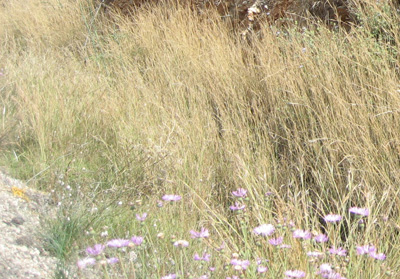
xmin=0 ymin=170 xmax=57 ymax=279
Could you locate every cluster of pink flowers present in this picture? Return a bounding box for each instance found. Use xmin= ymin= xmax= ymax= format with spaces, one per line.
xmin=230 ymin=188 xmax=248 ymax=211
xmin=194 ymin=252 xmax=211 ymax=262
xmin=106 ymin=236 xmax=143 ymax=248
xmin=329 ymin=247 xmax=347 ymax=257
xmin=317 ymin=263 xmax=347 ymax=279
xmin=190 ymin=227 xmax=210 ymax=238
xmin=356 ymin=245 xmax=386 ymax=260
xmin=293 ymin=229 xmax=312 ymax=240
xmin=79 ymin=192 xmax=388 ymax=279
xmin=285 ymin=269 xmax=306 ymax=278
xmin=77 ymin=234 xmax=145 ymax=270
xmin=230 ymin=202 xmax=246 ymax=211
xmin=230 ymin=258 xmax=251 ymax=271
xmin=173 ymin=240 xmax=189 ymax=247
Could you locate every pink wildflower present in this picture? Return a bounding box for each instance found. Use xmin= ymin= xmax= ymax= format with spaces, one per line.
xmin=162 ymin=194 xmax=182 ymax=201
xmin=356 ymin=245 xmax=376 ymax=255
xmin=194 ymin=252 xmax=211 ymax=262
xmin=136 ymin=213 xmax=147 ymax=221
xmin=307 ymin=251 xmax=324 ymax=257
xmin=131 ymin=235 xmax=144 ymax=246
xmin=324 ymin=214 xmax=342 ymax=223
xmin=257 ymin=265 xmax=268 ymax=273
xmin=232 ymin=188 xmax=247 ymax=198
xmin=86 ymin=244 xmax=105 ymax=256
xmin=314 ymin=234 xmax=329 ymax=243
xmin=190 ymin=227 xmax=210 ymax=238
xmin=161 ymin=274 xmax=176 ymax=279
xmin=230 ymin=259 xmax=251 ymax=270
xmin=107 ymin=257 xmax=119 ymax=264
xmin=285 ymin=270 xmax=306 ymax=278
xmin=269 ymin=236 xmax=283 ymax=246
xmin=173 ymin=240 xmax=189 ymax=247
xmin=230 ymin=202 xmax=246 ymax=211
xmin=107 ymin=239 xmax=130 ymax=248
xmin=369 ymin=252 xmax=386 ymax=260
xmin=293 ymin=229 xmax=312 ymax=240
xmin=349 ymin=207 xmax=369 ymax=216
xmin=329 ymin=247 xmax=347 ymax=257
xmin=77 ymin=257 xmax=96 ymax=269
xmin=253 ymin=224 xmax=275 ymax=236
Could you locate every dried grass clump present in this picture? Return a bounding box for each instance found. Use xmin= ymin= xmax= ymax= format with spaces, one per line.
xmin=102 ymin=0 xmax=357 ymax=36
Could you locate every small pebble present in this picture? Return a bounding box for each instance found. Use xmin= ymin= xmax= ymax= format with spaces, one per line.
xmin=11 ymin=216 xmax=25 ymax=225
xmin=16 ymin=236 xmax=34 ymax=247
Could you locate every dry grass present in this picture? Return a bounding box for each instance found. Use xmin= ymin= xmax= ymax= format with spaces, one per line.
xmin=1 ymin=0 xmax=400 ymax=277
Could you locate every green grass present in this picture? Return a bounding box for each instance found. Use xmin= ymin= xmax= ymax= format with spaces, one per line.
xmin=1 ymin=0 xmax=400 ymax=278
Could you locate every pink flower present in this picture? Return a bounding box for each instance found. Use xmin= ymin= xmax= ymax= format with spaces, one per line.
xmin=86 ymin=244 xmax=105 ymax=256
xmin=285 ymin=269 xmax=306 ymax=278
xmin=318 ymin=263 xmax=333 ymax=274
xmin=369 ymin=252 xmax=386 ymax=260
xmin=190 ymin=227 xmax=210 ymax=238
xmin=321 ymin=272 xmax=346 ymax=279
xmin=136 ymin=213 xmax=147 ymax=221
xmin=230 ymin=259 xmax=250 ymax=270
xmin=269 ymin=236 xmax=283 ymax=246
xmin=202 ymin=253 xmax=211 ymax=262
xmin=318 ymin=266 xmax=346 ymax=279
xmin=324 ymin=214 xmax=342 ymax=223
xmin=194 ymin=252 xmax=211 ymax=262
xmin=230 ymin=202 xmax=246 ymax=211
xmin=107 ymin=239 xmax=130 ymax=248
xmin=131 ymin=236 xmax=144 ymax=246
xmin=257 ymin=265 xmax=268 ymax=273
xmin=356 ymin=245 xmax=376 ymax=255
xmin=293 ymin=229 xmax=312 ymax=239
xmin=232 ymin=188 xmax=247 ymax=198
xmin=329 ymin=247 xmax=347 ymax=257
xmin=253 ymin=224 xmax=275 ymax=236
xmin=77 ymin=257 xmax=96 ymax=269
xmin=307 ymin=251 xmax=324 ymax=257
xmin=349 ymin=207 xmax=369 ymax=216
xmin=216 ymin=242 xmax=226 ymax=251
xmin=314 ymin=234 xmax=329 ymax=243
xmin=173 ymin=240 xmax=189 ymax=247
xmin=162 ymin=194 xmax=182 ymax=201
xmin=107 ymin=257 xmax=119 ymax=264
xmin=357 ymin=245 xmax=386 ymax=260
xmin=161 ymin=274 xmax=176 ymax=279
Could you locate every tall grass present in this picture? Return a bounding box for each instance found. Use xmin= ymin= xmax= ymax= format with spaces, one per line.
xmin=1 ymin=0 xmax=400 ymax=278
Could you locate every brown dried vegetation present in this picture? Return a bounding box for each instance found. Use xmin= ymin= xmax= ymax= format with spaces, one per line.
xmin=102 ymin=0 xmax=356 ymax=35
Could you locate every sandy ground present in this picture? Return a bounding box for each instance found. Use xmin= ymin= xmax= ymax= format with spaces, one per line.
xmin=0 ymin=171 xmax=57 ymax=278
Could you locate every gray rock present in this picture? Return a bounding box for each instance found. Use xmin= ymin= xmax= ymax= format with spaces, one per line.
xmin=11 ymin=216 xmax=25 ymax=225
xmin=15 ymin=236 xmax=34 ymax=247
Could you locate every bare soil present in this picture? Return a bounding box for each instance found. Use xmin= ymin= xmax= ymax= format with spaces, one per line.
xmin=0 ymin=170 xmax=57 ymax=279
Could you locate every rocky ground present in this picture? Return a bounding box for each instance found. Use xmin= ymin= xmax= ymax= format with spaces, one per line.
xmin=0 ymin=171 xmax=58 ymax=278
